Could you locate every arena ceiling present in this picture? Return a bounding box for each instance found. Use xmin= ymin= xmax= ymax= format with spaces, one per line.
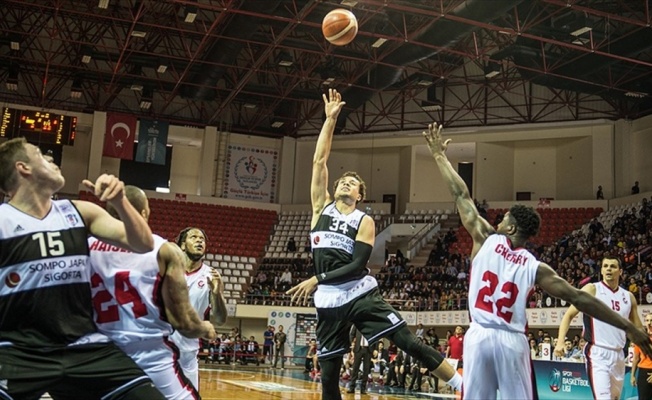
xmin=1 ymin=0 xmax=651 ymax=138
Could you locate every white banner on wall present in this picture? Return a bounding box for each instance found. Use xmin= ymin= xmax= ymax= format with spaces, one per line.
xmin=223 ymin=145 xmax=278 ymax=203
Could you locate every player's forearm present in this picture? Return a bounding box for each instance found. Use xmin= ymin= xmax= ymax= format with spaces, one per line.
xmin=313 ymin=117 xmax=336 ymax=164
xmin=210 ymin=291 xmax=228 ymax=326
xmin=433 ymin=154 xmax=471 ymax=202
xmin=111 ymin=197 xmax=154 ymax=253
xmin=556 ymin=315 xmax=572 ymax=345
xmin=316 ymin=242 xmax=372 ymax=284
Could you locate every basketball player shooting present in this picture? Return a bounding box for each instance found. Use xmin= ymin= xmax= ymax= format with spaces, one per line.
xmin=423 ymin=122 xmax=652 ymax=400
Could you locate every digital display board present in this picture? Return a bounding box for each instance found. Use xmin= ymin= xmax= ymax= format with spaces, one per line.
xmin=0 ymin=107 xmax=77 ymax=145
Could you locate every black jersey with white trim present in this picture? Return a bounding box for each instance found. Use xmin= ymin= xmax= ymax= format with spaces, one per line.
xmin=310 ymin=202 xmax=368 ymax=285
xmin=0 ymin=200 xmax=95 ymax=348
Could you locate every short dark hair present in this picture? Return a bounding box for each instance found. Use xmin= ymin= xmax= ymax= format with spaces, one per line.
xmin=333 ymin=171 xmax=366 ymax=203
xmin=0 ymin=137 xmax=29 ymax=194
xmin=508 ymin=204 xmax=541 ymax=239
xmin=106 ymin=185 xmax=148 ymax=220
xmin=176 ymin=227 xmax=208 ymax=247
xmin=601 ymin=254 xmax=623 ymax=269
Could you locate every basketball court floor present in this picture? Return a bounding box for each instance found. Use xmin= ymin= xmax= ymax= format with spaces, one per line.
xmin=198 ymin=365 xmax=459 ymax=399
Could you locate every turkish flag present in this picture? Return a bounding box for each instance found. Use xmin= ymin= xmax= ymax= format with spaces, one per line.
xmin=103 ymin=113 xmax=137 ymax=159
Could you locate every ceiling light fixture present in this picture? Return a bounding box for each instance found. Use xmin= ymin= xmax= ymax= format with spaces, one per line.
xmin=98 ymin=0 xmax=109 ymax=9
xmin=139 ymin=87 xmax=153 ymax=110
xmin=625 ymin=92 xmax=646 ymax=98
xmin=484 ymin=63 xmax=501 ymax=78
xmin=70 ymin=77 xmax=83 ymax=98
xmin=9 ymin=36 xmax=20 ymax=51
xmin=371 ymin=38 xmax=387 ymax=48
xmin=156 ymin=63 xmax=168 ymax=73
xmin=271 ymin=121 xmax=284 ymax=128
xmin=6 ymin=66 xmax=18 ymax=91
xmin=184 ymin=6 xmax=198 ymax=23
xmin=131 ymin=25 xmax=147 ymax=38
xmin=244 ymin=103 xmax=257 ymax=109
xmin=570 ymin=26 xmax=592 ymax=37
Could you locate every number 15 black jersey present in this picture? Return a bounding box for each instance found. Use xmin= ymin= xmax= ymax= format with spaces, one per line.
xmin=0 ymin=200 xmax=94 ymax=348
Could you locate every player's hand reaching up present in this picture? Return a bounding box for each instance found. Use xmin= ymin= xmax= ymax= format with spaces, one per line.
xmin=627 ymin=326 xmax=652 ymax=358
xmin=323 ymin=88 xmax=346 ymax=120
xmin=422 ymin=122 xmax=450 ymax=157
xmin=82 ymin=174 xmax=125 ymax=203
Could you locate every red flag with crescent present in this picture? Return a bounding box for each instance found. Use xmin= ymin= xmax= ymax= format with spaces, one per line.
xmin=103 ymin=113 xmax=137 ymax=159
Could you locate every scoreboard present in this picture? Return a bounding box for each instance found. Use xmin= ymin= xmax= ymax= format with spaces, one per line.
xmin=0 ymin=107 xmax=77 ymax=145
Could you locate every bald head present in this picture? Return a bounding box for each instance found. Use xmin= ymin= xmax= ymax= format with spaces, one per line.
xmin=106 ymin=185 xmax=149 ymax=221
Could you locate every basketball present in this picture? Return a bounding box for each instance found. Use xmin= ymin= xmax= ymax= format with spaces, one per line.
xmin=322 ymin=9 xmax=358 ymax=46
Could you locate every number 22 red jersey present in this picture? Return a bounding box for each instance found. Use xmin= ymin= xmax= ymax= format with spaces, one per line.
xmin=469 ymin=234 xmax=539 ymax=333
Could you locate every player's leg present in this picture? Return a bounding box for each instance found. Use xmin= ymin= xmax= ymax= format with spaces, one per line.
xmin=176 ymin=350 xmax=200 ymax=391
xmin=351 ymin=290 xmax=461 ymax=391
xmin=463 ymin=324 xmax=498 ymax=400
xmin=121 ymin=340 xmax=198 ymax=400
xmin=584 ymin=344 xmax=612 ymax=399
xmin=610 ymin=351 xmax=625 ymax=400
xmin=48 ymin=343 xmax=165 ymax=400
xmin=320 ymin=356 xmax=344 ymax=400
xmin=315 ymin=306 xmax=351 ymax=399
xmin=0 ymin=346 xmax=60 ymax=400
xmin=494 ymin=330 xmax=534 ymax=399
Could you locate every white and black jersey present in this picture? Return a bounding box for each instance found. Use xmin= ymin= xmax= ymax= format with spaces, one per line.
xmin=310 ymin=202 xmax=368 ymax=285
xmin=0 ymin=200 xmax=95 ymax=348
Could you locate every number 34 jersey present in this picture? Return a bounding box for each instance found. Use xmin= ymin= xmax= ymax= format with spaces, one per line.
xmin=469 ymin=234 xmax=539 ymax=333
xmin=88 ymin=234 xmax=171 ymax=345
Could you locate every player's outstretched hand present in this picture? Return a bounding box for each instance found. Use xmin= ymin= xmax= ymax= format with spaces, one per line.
xmin=323 ymin=88 xmax=346 ymax=120
xmin=627 ymin=326 xmax=652 ymax=358
xmin=82 ymin=174 xmax=125 ymax=203
xmin=422 ymin=122 xmax=450 ymax=157
xmin=286 ymin=276 xmax=318 ymax=306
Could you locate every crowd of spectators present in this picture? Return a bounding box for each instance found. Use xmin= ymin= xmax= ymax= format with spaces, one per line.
xmin=243 ymin=197 xmax=652 ymax=312
xmin=245 ymin=255 xmax=314 ymax=306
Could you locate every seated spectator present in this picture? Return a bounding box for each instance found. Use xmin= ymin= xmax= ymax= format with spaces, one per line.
xmin=286 ymin=237 xmax=297 ymax=252
xmin=305 ymin=339 xmax=319 ymax=375
xmin=243 ymin=336 xmax=259 ymax=365
xmin=560 ymin=339 xmax=580 ymax=360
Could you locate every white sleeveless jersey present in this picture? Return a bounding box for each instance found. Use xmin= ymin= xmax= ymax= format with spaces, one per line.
xmin=169 ymin=263 xmax=212 ymax=352
xmin=89 ymin=234 xmax=171 ymax=345
xmin=468 ymin=234 xmax=539 ymax=333
xmin=583 ymin=282 xmax=632 ymax=350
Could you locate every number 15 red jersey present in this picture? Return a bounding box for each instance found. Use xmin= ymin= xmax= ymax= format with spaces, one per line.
xmin=469 ymin=234 xmax=539 ymax=333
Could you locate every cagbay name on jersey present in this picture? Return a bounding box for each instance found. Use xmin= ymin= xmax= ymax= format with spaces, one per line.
xmin=311 ymin=231 xmax=355 ymax=253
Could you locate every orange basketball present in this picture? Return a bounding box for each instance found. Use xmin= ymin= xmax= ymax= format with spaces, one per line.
xmin=322 ymin=9 xmax=358 ymax=46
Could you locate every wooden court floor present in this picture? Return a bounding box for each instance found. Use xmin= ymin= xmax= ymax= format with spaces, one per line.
xmin=198 ymin=365 xmax=459 ymax=400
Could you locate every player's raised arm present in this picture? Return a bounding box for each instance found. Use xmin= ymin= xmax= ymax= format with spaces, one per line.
xmin=208 ymin=267 xmax=228 ymax=327
xmin=310 ymin=88 xmax=345 ymax=228
xmin=158 ymin=242 xmax=216 ymax=340
xmin=423 ymin=122 xmax=493 ymax=252
xmin=76 ymin=175 xmax=154 ymax=253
